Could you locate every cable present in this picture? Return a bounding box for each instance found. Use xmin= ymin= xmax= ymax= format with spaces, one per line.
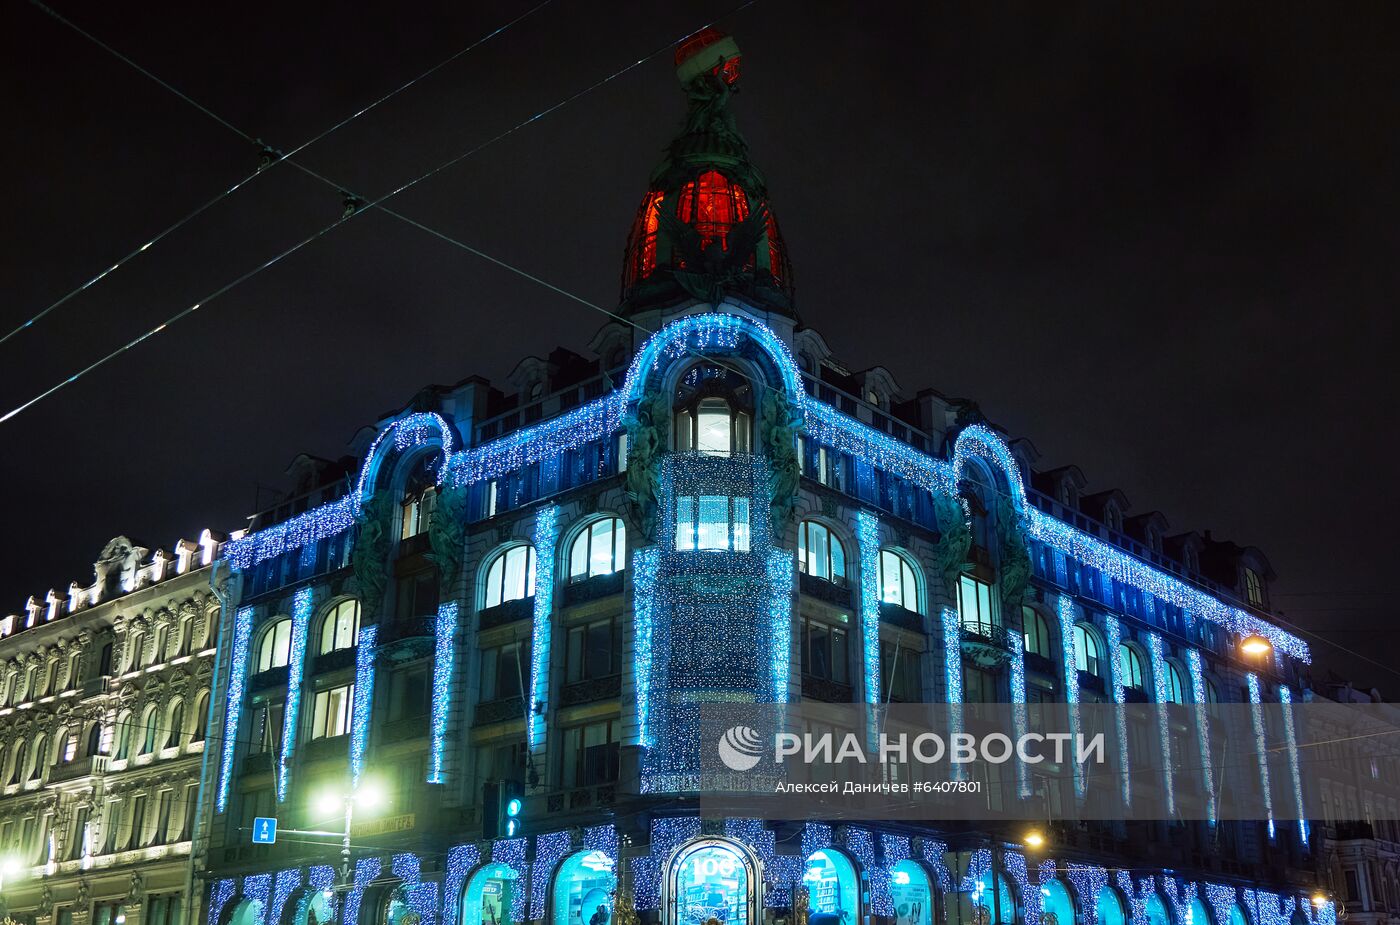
xmin=6 ymin=0 xmax=555 ymax=347
xmin=2 ymin=0 xmax=761 ymax=426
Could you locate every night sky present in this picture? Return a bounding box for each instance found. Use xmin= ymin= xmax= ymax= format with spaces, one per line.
xmin=3 ymin=2 xmax=1396 ymax=687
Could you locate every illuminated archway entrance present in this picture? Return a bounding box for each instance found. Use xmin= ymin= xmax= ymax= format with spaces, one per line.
xmin=804 ymin=850 xmax=860 ymax=925
xmin=668 ymin=839 xmax=758 ymax=925
xmin=552 ymin=850 xmax=618 ymax=925
xmin=1096 ymin=888 xmax=1125 ymax=925
xmin=462 ymin=863 xmax=520 ymax=925
xmin=1145 ymin=894 xmax=1172 ymax=925
xmin=890 ymin=861 xmax=934 ymax=925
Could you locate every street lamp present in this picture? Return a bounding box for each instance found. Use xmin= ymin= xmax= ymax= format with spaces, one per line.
xmin=0 ymin=855 xmax=21 ymax=892
xmin=317 ymin=781 xmax=386 ymax=887
xmin=1240 ymin=635 xmax=1272 ymax=657
xmin=1023 ymin=831 xmax=1046 ymax=850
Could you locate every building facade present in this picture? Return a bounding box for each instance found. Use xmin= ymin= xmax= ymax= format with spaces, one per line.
xmin=1 ymin=28 xmax=1341 ymax=925
xmin=0 ymin=533 xmax=224 ymax=925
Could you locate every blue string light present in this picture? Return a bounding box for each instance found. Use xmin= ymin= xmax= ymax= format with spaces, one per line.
xmin=278 ymin=588 xmax=313 ymax=802
xmin=767 ymin=549 xmax=794 ymax=702
xmin=243 ymin=874 xmax=271 ymax=925
xmin=442 ymin=844 xmax=482 ymax=925
xmin=1186 ymin=648 xmax=1216 ymax=822
xmin=630 ymin=817 xmax=701 ymax=911
xmin=1246 ymin=673 xmax=1276 ymax=840
xmin=1056 ymin=595 xmax=1084 ymax=797
xmin=224 ymin=497 xmax=355 ymax=572
xmin=530 ymin=832 xmax=573 ymax=919
xmin=856 ymin=511 xmax=882 ymax=710
xmin=428 ymin=601 xmax=458 ymax=783
xmin=354 ymin=412 xmax=456 ymax=512
xmin=350 ymin=623 xmax=378 ymax=789
xmin=207 ymin=879 xmax=236 ymax=925
xmin=345 ymin=857 xmax=382 ymax=925
xmin=527 ymin=505 xmax=560 ymax=752
xmin=216 ymin=605 xmax=254 ymax=814
xmin=1007 ymin=628 xmax=1030 ymax=798
xmin=632 ymin=548 xmax=658 ymax=748
xmin=1277 ymin=685 xmax=1309 ymax=845
xmin=491 ymin=838 xmax=529 ymax=923
xmin=1147 ymin=632 xmax=1176 ymax=816
xmin=271 ymin=867 xmax=303 ymax=925
xmin=1104 ymin=615 xmax=1130 ymax=806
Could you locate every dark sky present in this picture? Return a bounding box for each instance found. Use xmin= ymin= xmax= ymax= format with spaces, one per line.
xmin=2 ymin=2 xmax=1396 ymax=686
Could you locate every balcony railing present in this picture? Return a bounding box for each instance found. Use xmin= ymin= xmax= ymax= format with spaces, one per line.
xmin=313 ymin=647 xmax=357 ymax=674
xmin=878 ymin=601 xmax=923 ymax=633
xmin=1334 ymin=820 xmax=1375 ymax=841
xmin=563 ymin=572 xmax=624 ymax=607
xmin=802 ymin=674 xmax=854 ymax=703
xmin=302 ymin=734 xmax=349 ymax=761
xmin=47 ymin=755 xmax=109 ymax=785
xmin=474 ymin=696 xmax=525 ymax=726
xmin=959 ymin=620 xmax=1010 ymax=668
xmin=559 ymin=674 xmax=622 ymax=707
xmin=799 ymin=572 xmax=854 ymax=608
xmin=249 ymin=666 xmax=289 ymax=693
xmin=479 ymin=597 xmax=533 ymax=630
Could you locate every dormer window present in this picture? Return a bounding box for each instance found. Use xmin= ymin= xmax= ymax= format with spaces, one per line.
xmin=1243 ymin=567 xmax=1264 ymax=607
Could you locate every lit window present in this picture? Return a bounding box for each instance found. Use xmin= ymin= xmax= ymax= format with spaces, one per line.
xmin=562 ymin=719 xmax=620 ymax=787
xmin=1023 ymin=607 xmax=1052 ymax=660
xmin=400 ymin=485 xmax=437 ymax=540
xmin=1120 ymin=645 xmax=1146 ymax=690
xmin=484 ymin=546 xmax=536 ymax=609
xmin=957 ymin=574 xmax=995 ymax=634
xmin=1166 ymin=662 xmax=1188 ymax=705
xmin=675 ymin=496 xmax=751 ymax=552
xmin=879 ymin=550 xmax=920 ymax=613
xmin=480 ymin=642 xmax=527 ymax=702
xmin=676 ymin=396 xmax=751 ymax=456
xmin=568 ymin=518 xmax=626 ymax=582
xmin=486 ymin=480 xmax=499 ymax=518
xmin=1074 ymin=623 xmax=1102 ymax=676
xmin=319 ymin=600 xmax=361 ymax=655
xmin=797 ymin=521 xmax=846 ymax=585
xmin=1243 ymin=567 xmax=1264 ymax=607
xmin=256 ymin=619 xmax=293 ymax=673
xmin=309 ymin=684 xmax=355 ymax=740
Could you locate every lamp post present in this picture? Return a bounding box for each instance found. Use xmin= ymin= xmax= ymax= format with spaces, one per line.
xmin=317 ymin=781 xmax=385 ymax=888
xmin=1240 ymin=635 xmax=1272 ymax=658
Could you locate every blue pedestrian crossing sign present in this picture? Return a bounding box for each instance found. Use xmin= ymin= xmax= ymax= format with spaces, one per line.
xmin=252 ymin=817 xmax=278 ymax=844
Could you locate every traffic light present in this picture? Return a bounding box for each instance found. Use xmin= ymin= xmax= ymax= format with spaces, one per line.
xmin=483 ymin=780 xmax=525 ymax=838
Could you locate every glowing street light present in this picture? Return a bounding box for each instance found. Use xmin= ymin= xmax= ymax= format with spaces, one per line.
xmin=1311 ymin=893 xmax=1329 ymax=909
xmin=0 ymin=854 xmax=21 ymax=891
xmin=1240 ymin=635 xmax=1273 ymax=657
xmin=1023 ymin=831 xmax=1046 ymax=850
xmin=317 ymin=780 xmax=387 ymax=889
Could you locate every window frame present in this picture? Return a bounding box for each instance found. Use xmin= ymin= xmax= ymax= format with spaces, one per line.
xmin=568 ymin=517 xmax=627 ymax=583
xmin=256 ymin=618 xmax=294 ymax=673
xmin=878 ymin=549 xmax=921 ymax=613
xmin=319 ymin=600 xmax=361 ymax=655
xmin=797 ymin=521 xmax=847 ymax=586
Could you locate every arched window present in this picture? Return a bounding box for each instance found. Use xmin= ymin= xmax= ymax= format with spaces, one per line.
xmin=1165 ymin=662 xmax=1188 ymax=705
xmin=192 ymin=691 xmax=209 ymax=742
xmin=670 ymin=840 xmax=756 ymax=925
xmin=568 ymin=518 xmax=626 ymax=583
xmin=798 ymin=521 xmax=846 ymax=586
xmin=1097 ymin=889 xmax=1126 ymax=925
xmin=805 ymin=850 xmax=861 ymax=922
xmin=114 ymin=711 xmax=134 ymax=760
xmin=1042 ymin=879 xmax=1075 ymax=925
xmin=130 ymin=627 xmax=147 ymax=671
xmin=551 ymin=850 xmax=616 ymax=925
xmin=319 ymin=600 xmax=361 ymax=655
xmin=1023 ymin=607 xmax=1052 ymax=660
xmin=673 ymin=365 xmax=752 ymax=457
xmin=1144 ymin=894 xmax=1171 ymax=925
xmin=1189 ymin=899 xmax=1210 ymax=925
xmin=382 ymin=886 xmax=418 ymax=925
xmin=29 ymin=733 xmax=46 ymax=781
xmin=86 ymin=723 xmax=102 ymax=757
xmin=139 ymin=705 xmax=160 ymax=755
xmin=461 ymin=862 xmax=520 ymax=925
xmin=257 ymin=618 xmax=293 ymax=673
xmin=8 ymin=740 xmax=26 ymax=785
xmin=484 ymin=546 xmax=537 ymax=609
xmin=889 ymin=861 xmax=933 ymax=925
xmin=166 ymin=698 xmax=185 ymax=749
xmin=878 ymin=550 xmax=920 ymax=613
xmin=1074 ymin=623 xmax=1102 ymax=677
xmin=1120 ymin=645 xmax=1146 ymax=691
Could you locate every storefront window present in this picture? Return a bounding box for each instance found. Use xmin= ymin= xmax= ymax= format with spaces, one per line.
xmin=970 ymin=873 xmax=1015 ymax=925
xmin=553 ymin=850 xmax=617 ymax=925
xmin=1040 ymin=880 xmax=1074 ymax=925
xmin=804 ymin=850 xmax=859 ymax=925
xmin=1095 ymin=889 xmax=1125 ymax=925
xmin=463 ymin=863 xmax=520 ymax=925
xmin=1144 ymin=895 xmax=1170 ymax=925
xmin=670 ymin=840 xmax=754 ymax=925
xmin=890 ymin=861 xmax=932 ymax=925
xmin=384 ymin=887 xmax=420 ymax=925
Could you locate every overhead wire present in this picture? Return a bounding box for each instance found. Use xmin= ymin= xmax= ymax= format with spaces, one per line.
xmin=3 ymin=0 xmax=762 ymax=426
xmin=5 ymin=0 xmax=555 ymax=347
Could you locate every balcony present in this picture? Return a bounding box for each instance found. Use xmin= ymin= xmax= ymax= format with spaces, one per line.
xmin=79 ymin=676 xmax=112 ymax=700
xmin=1334 ymin=820 xmax=1375 ymax=841
xmin=242 ymin=751 xmax=274 ymax=775
xmin=563 ymin=572 xmax=624 ymax=607
xmin=479 ymin=597 xmax=533 ymax=630
xmin=249 ymin=666 xmax=289 ymax=693
xmin=559 ymin=674 xmax=622 ymax=707
xmin=1025 ymin=652 xmax=1056 ymax=677
xmin=1123 ymin=687 xmax=1151 ymax=704
xmin=799 ymin=572 xmax=853 ymax=608
xmin=379 ymin=715 xmax=428 ymax=744
xmin=1078 ymin=670 xmax=1106 ymax=695
xmin=802 ymin=674 xmax=854 ymax=703
xmin=302 ymin=734 xmax=349 ymax=761
xmin=545 ymin=783 xmax=617 ymax=813
xmin=959 ymin=620 xmax=1011 ymax=669
xmin=878 ymin=601 xmax=923 ymax=633
xmin=47 ymin=755 xmax=109 ymax=785
xmin=474 ymin=696 xmax=525 ymax=726
xmin=313 ymin=647 xmax=357 ymax=674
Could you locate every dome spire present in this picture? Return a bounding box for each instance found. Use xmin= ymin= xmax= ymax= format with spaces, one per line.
xmin=620 ymin=30 xmax=795 ymax=318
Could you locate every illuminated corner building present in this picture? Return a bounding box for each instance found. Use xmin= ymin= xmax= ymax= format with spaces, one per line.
xmin=200 ymin=29 xmax=1331 ymax=925
xmin=0 ymin=533 xmax=225 ymax=925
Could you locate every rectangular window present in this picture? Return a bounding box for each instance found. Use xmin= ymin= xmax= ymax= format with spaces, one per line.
xmin=476 ymin=741 xmax=527 ymax=786
xmin=103 ymin=800 xmax=122 ymax=853
xmin=309 ymin=685 xmax=355 ymax=740
xmin=562 ymin=720 xmax=620 ymax=787
xmin=802 ymin=618 xmax=850 ymax=684
xmin=958 ymin=574 xmax=996 ymax=634
xmin=128 ymin=793 xmax=147 ymax=849
xmin=675 ymin=496 xmax=696 ymax=550
xmin=388 ymin=667 xmax=430 ymax=722
xmin=179 ymin=782 xmax=198 ymax=841
xmin=93 ymin=903 xmax=125 ymax=925
xmin=146 ymin=894 xmax=184 ymax=925
xmin=396 ymin=570 xmax=439 ymax=620
xmin=566 ymin=620 xmax=618 ymax=683
xmin=675 ymin=495 xmax=752 ymax=552
xmin=880 ymin=644 xmax=921 ymax=703
xmin=156 ymin=789 xmax=174 ymax=843
xmin=480 ymin=642 xmax=527 ymax=702
xmin=486 ymin=480 xmax=499 ymax=518
xmin=250 ymin=701 xmax=285 ymax=755
xmin=697 ymin=495 xmax=728 ymax=550
xmin=733 ymin=498 xmax=751 ymax=552
xmin=616 ymin=433 xmax=628 ymax=473
xmin=234 ymin=789 xmax=273 ymax=848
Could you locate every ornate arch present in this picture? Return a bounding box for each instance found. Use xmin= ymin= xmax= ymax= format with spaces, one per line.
xmin=353 ymin=412 xmax=458 ymax=512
